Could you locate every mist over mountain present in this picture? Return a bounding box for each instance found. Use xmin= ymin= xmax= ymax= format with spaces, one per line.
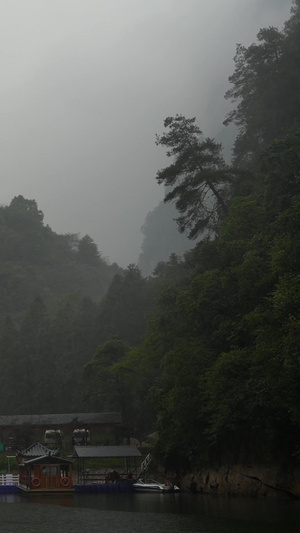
xmin=138 ymin=201 xmax=192 ymax=276
xmin=0 ymin=1 xmax=292 ymax=268
xmin=136 ymin=1 xmax=291 ymax=275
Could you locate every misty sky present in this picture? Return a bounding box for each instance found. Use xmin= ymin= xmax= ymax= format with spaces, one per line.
xmin=0 ymin=0 xmax=292 ymax=267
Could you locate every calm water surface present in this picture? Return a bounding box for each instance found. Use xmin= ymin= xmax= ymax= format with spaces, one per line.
xmin=1 ymin=492 xmax=300 ymax=532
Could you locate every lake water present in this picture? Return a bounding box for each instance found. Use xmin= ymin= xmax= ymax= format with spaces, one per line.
xmin=1 ymin=492 xmax=300 ymax=532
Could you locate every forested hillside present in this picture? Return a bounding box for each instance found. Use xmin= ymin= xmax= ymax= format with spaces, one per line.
xmin=0 ymin=195 xmax=120 ymax=323
xmin=1 ymin=1 xmax=300 ymax=474
xmin=0 ymin=197 xmax=154 ymax=415
xmin=85 ymin=1 xmax=300 ymax=467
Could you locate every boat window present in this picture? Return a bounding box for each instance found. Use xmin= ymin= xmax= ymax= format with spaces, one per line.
xmin=61 ymin=466 xmax=69 ymax=477
xmin=42 ymin=466 xmax=58 ymax=476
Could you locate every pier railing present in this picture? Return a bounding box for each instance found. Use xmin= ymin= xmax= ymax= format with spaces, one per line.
xmin=0 ymin=474 xmax=19 ymax=486
xmin=77 ymin=471 xmax=134 ymax=485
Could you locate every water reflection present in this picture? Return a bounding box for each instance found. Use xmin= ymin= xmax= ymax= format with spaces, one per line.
xmin=0 ymin=492 xmax=300 ymax=533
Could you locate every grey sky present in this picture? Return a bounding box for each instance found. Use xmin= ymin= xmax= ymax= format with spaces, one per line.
xmin=0 ymin=0 xmax=292 ymax=266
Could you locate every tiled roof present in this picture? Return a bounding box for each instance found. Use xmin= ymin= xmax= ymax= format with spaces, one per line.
xmin=17 ymin=441 xmax=59 ymax=457
xmin=0 ymin=412 xmax=122 ymax=427
xmin=73 ymin=445 xmax=142 ymax=458
xmin=21 ymin=454 xmax=73 ymax=466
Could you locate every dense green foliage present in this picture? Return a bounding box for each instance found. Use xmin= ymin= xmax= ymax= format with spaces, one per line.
xmin=1 ymin=2 xmax=300 ymax=474
xmin=224 ymin=1 xmax=300 ymax=163
xmin=0 ymin=257 xmax=158 ymax=414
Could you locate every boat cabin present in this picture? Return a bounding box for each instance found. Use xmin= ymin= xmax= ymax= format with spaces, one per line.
xmin=17 ymin=442 xmax=73 ymax=492
xmin=19 ymin=454 xmax=73 ymax=491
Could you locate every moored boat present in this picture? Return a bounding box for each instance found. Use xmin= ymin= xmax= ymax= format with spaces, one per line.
xmin=17 ymin=442 xmax=74 ymax=493
xmin=133 ymin=478 xmax=179 ymax=493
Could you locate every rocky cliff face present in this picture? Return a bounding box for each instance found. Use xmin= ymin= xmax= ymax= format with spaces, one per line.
xmin=181 ymin=465 xmax=300 ymax=499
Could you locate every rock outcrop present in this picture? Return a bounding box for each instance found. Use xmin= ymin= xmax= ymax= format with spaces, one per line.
xmin=181 ymin=465 xmax=300 ymax=498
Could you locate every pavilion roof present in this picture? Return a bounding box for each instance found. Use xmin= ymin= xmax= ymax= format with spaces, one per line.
xmin=73 ymin=445 xmax=141 ymax=459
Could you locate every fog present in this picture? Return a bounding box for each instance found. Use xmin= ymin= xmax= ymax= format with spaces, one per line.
xmin=0 ymin=0 xmax=292 ymax=267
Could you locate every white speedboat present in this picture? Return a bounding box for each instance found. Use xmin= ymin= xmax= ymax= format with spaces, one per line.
xmin=133 ymin=478 xmax=179 ymax=493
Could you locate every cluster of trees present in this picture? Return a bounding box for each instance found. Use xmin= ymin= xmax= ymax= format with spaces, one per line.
xmin=1 ymin=1 xmax=300 ymax=472
xmin=0 ymin=260 xmax=155 ymax=415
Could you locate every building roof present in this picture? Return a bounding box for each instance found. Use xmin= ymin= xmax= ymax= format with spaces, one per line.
xmin=20 ymin=454 xmax=73 ymax=466
xmin=0 ymin=412 xmax=122 ymax=428
xmin=17 ymin=441 xmax=59 ymax=458
xmin=73 ymin=445 xmax=142 ymax=459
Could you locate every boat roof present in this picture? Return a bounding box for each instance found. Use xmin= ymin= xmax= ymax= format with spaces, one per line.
xmin=20 ymin=454 xmax=73 ymax=466
xmin=17 ymin=441 xmax=60 ymax=458
xmin=73 ymin=445 xmax=142 ymax=459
